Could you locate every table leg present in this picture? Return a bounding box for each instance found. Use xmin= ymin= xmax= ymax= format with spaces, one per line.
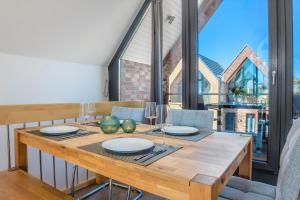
xmin=14 ymin=129 xmax=28 ymax=172
xmin=96 ymin=174 xmax=108 ymax=184
xmin=190 ymin=174 xmax=218 ymax=200
xmin=239 ymin=140 xmax=252 ymax=180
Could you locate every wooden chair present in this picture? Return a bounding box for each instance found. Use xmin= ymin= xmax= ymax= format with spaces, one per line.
xmin=0 ymin=101 xmax=144 ymax=200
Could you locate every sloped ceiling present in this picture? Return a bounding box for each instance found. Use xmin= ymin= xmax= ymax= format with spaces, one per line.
xmin=122 ymin=0 xmax=205 ymax=66
xmin=122 ymin=0 xmax=182 ymax=65
xmin=0 ymin=0 xmax=144 ymax=66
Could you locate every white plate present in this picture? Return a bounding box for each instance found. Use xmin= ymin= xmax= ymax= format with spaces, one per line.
xmin=102 ymin=138 xmax=154 ymax=154
xmin=163 ymin=126 xmax=199 ymax=136
xmin=40 ymin=126 xmax=79 ymax=136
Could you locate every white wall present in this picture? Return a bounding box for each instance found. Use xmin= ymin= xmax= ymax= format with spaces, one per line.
xmin=0 ymin=52 xmax=108 ymax=104
xmin=0 ymin=52 xmax=107 ymax=190
xmin=0 ymin=0 xmax=143 ymax=66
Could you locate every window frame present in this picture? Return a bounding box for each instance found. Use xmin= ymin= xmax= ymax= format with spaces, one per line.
xmin=108 ymin=0 xmax=294 ymax=173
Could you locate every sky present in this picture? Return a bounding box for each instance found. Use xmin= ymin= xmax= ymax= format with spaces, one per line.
xmin=198 ymin=0 xmax=269 ymax=70
xmin=198 ymin=0 xmax=299 ymax=78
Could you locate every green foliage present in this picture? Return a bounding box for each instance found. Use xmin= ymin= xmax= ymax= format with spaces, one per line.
xmin=231 ymin=84 xmax=247 ymax=96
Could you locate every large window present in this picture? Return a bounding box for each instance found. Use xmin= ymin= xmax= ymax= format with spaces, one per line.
xmin=110 ymin=0 xmax=293 ymax=172
xmin=293 ymin=0 xmax=300 ymax=118
xmin=197 ymin=0 xmax=269 ymax=161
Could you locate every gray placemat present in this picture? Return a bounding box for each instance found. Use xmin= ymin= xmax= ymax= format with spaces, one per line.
xmin=79 ymin=141 xmax=182 ymax=166
xmin=145 ymin=128 xmax=214 ymax=142
xmin=28 ymin=129 xmax=99 ymax=141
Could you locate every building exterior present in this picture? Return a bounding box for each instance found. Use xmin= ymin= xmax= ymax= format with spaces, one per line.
xmin=220 ymin=46 xmax=269 ymax=133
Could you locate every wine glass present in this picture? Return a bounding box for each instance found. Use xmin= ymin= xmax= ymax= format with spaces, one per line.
xmin=88 ymin=102 xmax=96 ymax=119
xmin=144 ymin=102 xmax=157 ymax=128
xmin=155 ymin=104 xmax=170 ymax=151
xmin=80 ymin=103 xmax=90 ymax=131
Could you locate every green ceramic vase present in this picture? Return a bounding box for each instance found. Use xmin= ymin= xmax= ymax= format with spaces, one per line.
xmin=121 ymin=119 xmax=136 ymax=133
xmin=100 ymin=115 xmax=120 ymax=134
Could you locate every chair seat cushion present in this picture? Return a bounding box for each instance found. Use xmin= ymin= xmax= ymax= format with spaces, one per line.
xmin=0 ymin=170 xmax=73 ymax=200
xmin=220 ymin=186 xmax=274 ymax=200
xmin=219 ymin=176 xmax=276 ymax=200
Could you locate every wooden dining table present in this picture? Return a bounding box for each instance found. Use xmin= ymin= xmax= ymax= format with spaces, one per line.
xmin=15 ymin=123 xmax=252 ymax=200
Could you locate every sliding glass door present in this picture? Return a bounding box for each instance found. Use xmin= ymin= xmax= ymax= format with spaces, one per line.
xmin=196 ymin=0 xmax=278 ymax=168
xmin=109 ymin=0 xmax=295 ymax=172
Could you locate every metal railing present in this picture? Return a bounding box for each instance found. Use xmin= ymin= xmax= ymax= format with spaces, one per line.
xmin=3 ymin=116 xmax=99 ymax=190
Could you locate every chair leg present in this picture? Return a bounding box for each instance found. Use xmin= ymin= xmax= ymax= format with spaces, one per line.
xmin=108 ymin=179 xmax=113 ymax=200
xmin=126 ymin=186 xmax=131 ymax=200
xmin=71 ymin=165 xmax=78 ymax=197
xmin=71 ymin=171 xmax=141 ymax=200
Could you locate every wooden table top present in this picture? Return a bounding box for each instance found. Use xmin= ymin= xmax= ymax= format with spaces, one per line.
xmin=16 ymin=123 xmax=252 ymax=200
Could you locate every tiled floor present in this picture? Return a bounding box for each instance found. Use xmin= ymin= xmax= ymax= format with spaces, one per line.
xmin=75 ymin=183 xmax=165 ymax=200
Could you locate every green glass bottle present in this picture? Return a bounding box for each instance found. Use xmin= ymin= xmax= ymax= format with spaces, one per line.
xmin=121 ymin=119 xmax=136 ymax=133
xmin=100 ymin=115 xmax=120 ymax=134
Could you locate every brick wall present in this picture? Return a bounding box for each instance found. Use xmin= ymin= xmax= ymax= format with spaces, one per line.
xmin=119 ymin=59 xmax=151 ymax=101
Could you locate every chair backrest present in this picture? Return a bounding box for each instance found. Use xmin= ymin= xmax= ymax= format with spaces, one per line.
xmin=111 ymin=106 xmax=145 ymax=123
xmin=166 ymin=109 xmax=214 ymax=129
xmin=276 ymin=121 xmax=300 ymax=200
xmin=0 ymin=100 xmax=143 ymax=179
xmin=0 ymin=101 xmax=144 ymax=125
xmin=280 ymin=118 xmax=300 ymax=167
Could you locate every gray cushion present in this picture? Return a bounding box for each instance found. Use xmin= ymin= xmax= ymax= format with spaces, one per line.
xmin=227 ymin=176 xmax=276 ymax=198
xmin=111 ymin=106 xmax=145 ymax=122
xmin=219 ymin=185 xmax=274 ymax=200
xmin=219 ymin=119 xmax=300 ymax=200
xmin=280 ymin=118 xmax=300 ymax=167
xmin=276 ymin=125 xmax=300 ymax=200
xmin=244 ymin=192 xmax=275 ymax=200
xmin=166 ymin=109 xmax=214 ymax=129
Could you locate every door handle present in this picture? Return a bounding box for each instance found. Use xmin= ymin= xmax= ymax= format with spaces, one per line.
xmin=272 ymin=70 xmax=276 ymax=85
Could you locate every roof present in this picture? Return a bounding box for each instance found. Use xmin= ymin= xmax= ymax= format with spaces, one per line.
xmin=199 ymin=54 xmax=224 ymax=77
xmin=223 ymin=45 xmax=268 ymax=83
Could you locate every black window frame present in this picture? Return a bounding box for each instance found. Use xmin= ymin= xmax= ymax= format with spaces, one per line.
xmin=108 ymin=0 xmax=294 ymax=173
